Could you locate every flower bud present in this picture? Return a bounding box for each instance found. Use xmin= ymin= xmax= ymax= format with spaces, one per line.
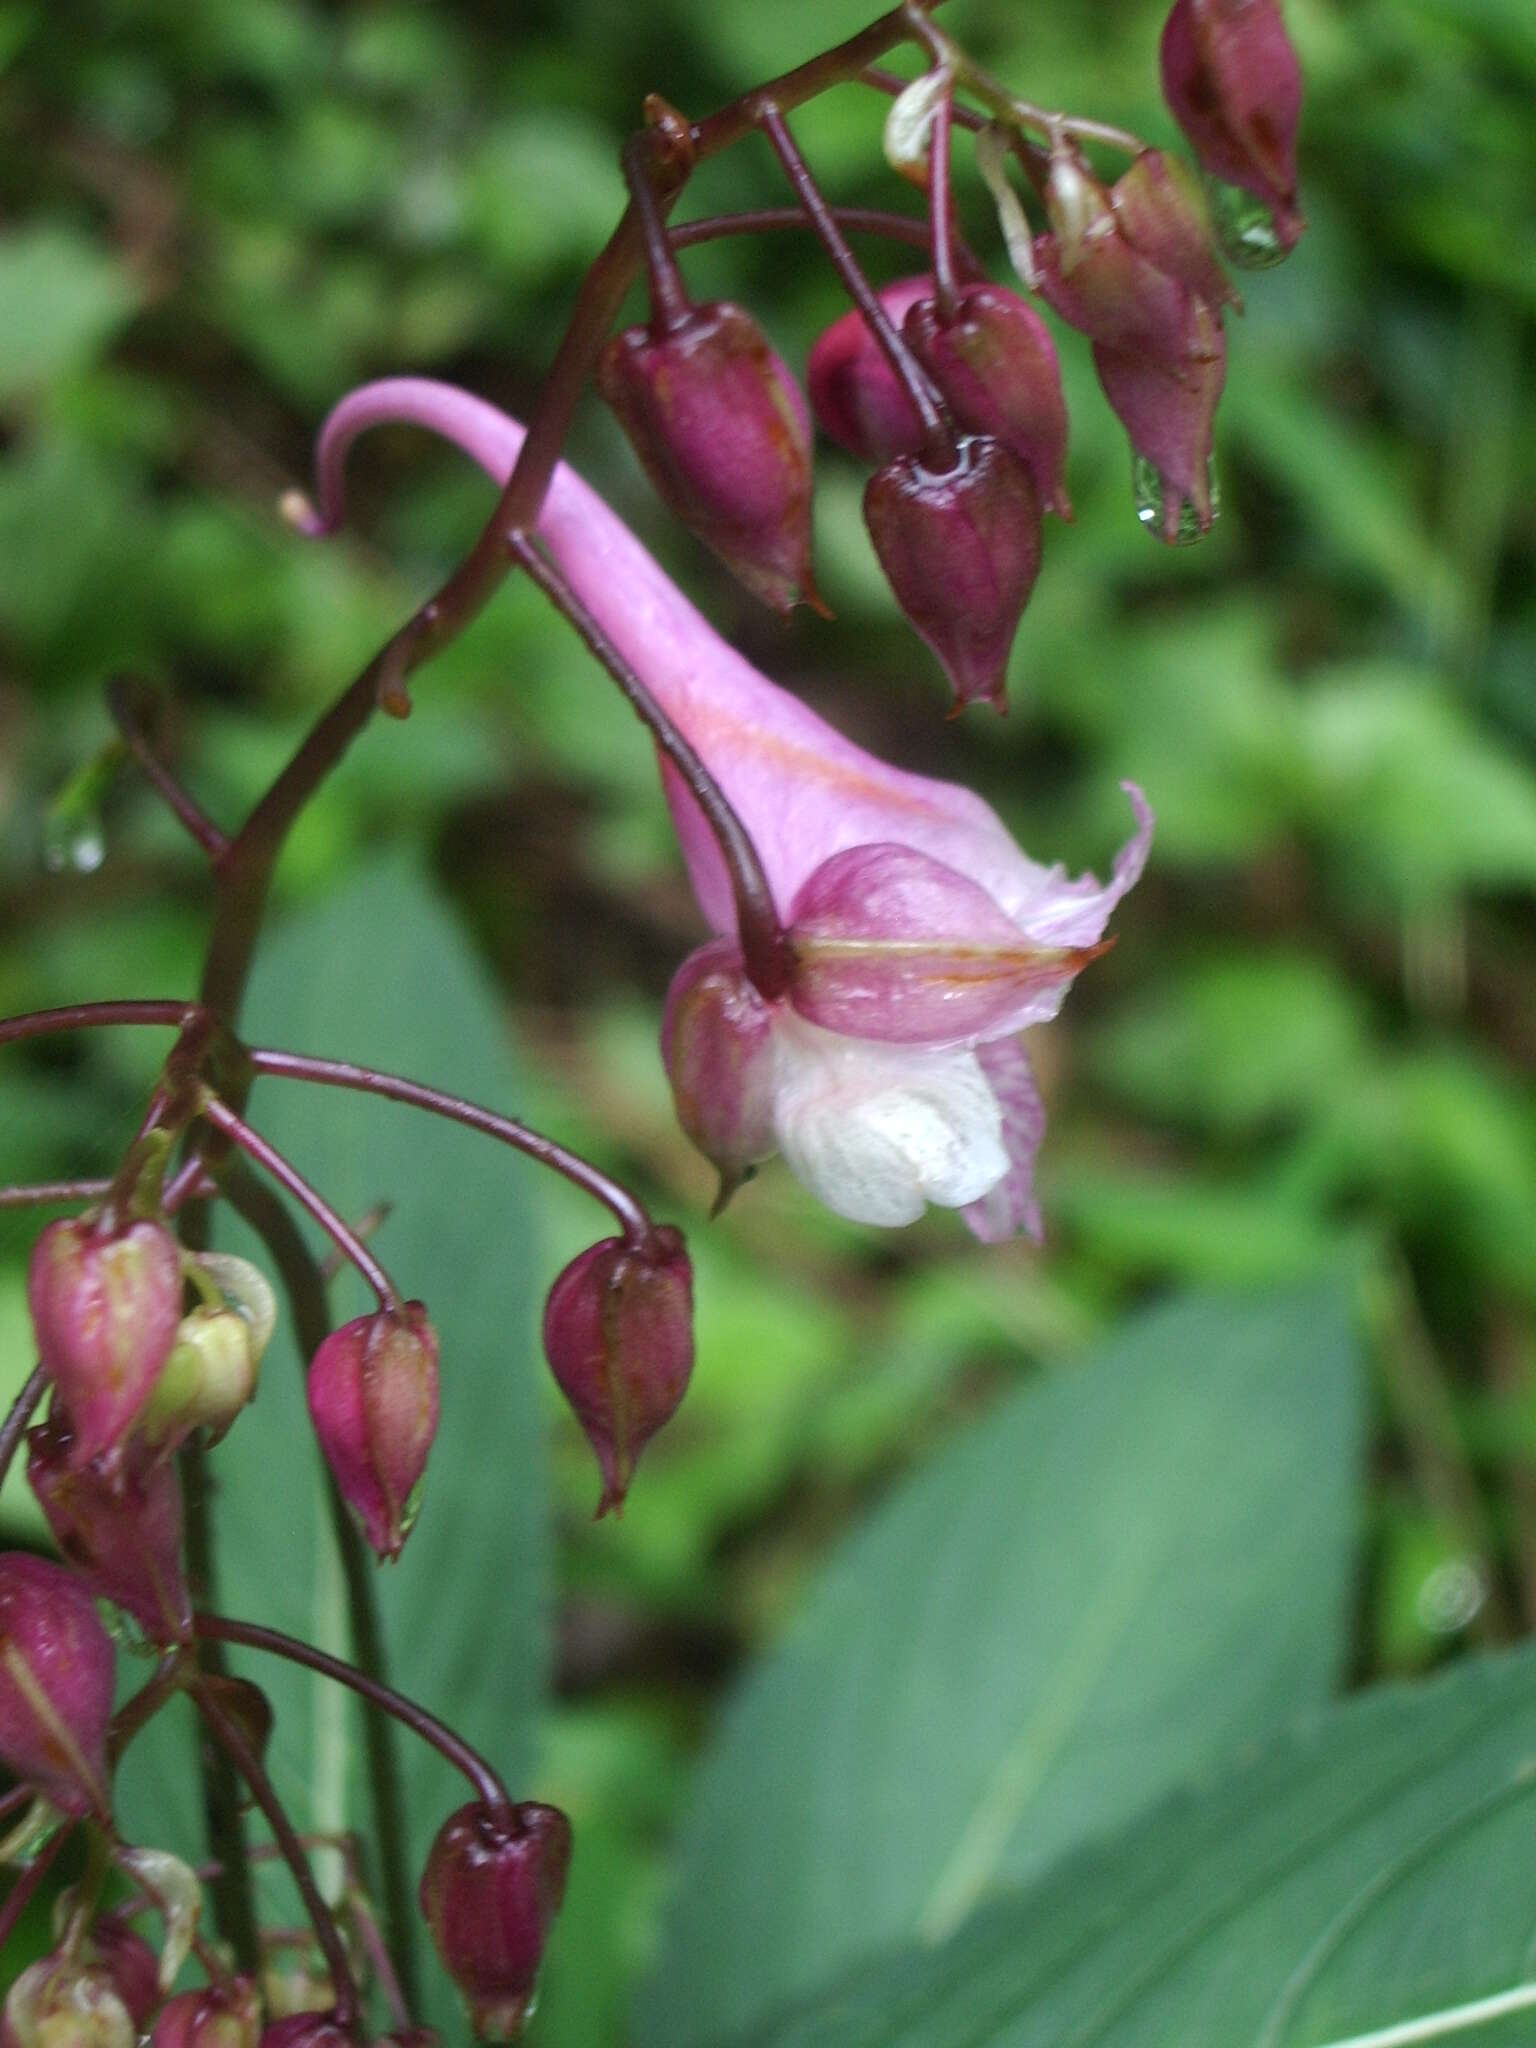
xmin=902 ymin=285 xmax=1072 ymax=519
xmin=2 ymin=1957 xmax=135 ymax=2048
xmin=419 ymin=1800 xmax=572 ymax=2042
xmin=256 ymin=2018 xmax=353 ymax=2048
xmin=660 ymin=940 xmax=778 ymax=1211
xmin=597 ymin=302 xmax=817 ymax=614
xmin=1109 ymin=150 xmax=1237 ymax=312
xmin=805 ymin=277 xmax=931 ymax=466
xmin=306 ymin=1304 xmax=440 ymax=1562
xmin=1093 ymin=296 xmax=1226 ymax=540
xmin=141 ymin=1252 xmax=276 ymax=1452
xmin=27 ymin=1215 xmax=183 ymax=1468
xmin=863 ymin=435 xmax=1041 ymax=713
xmin=1032 ymin=216 xmax=1201 ymax=365
xmin=28 ymin=1414 xmax=190 ymax=1642
xmin=85 ymin=1916 xmax=160 ymax=2031
xmin=153 ymin=1981 xmax=263 ymax=2048
xmin=542 ymin=1231 xmax=693 ymax=1516
xmin=0 ymin=1553 xmax=114 ymax=1816
xmin=1160 ymin=0 xmax=1304 ymax=251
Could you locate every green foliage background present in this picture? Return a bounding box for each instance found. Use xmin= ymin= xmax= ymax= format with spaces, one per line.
xmin=0 ymin=0 xmax=1533 ymax=2041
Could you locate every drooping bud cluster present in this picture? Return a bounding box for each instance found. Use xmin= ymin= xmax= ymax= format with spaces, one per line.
xmin=599 ymin=302 xmax=818 ymax=613
xmin=542 ymin=1229 xmax=693 ymax=1515
xmin=0 ymin=1552 xmax=115 ymax=1816
xmin=306 ymin=1302 xmax=441 ymax=1561
xmin=420 ymin=1800 xmax=573 ymax=2041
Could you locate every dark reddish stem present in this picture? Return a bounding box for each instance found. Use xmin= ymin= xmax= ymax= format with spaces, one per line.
xmin=198 ymin=1094 xmax=400 ymax=1309
xmin=671 ymin=203 xmax=984 ymax=280
xmin=624 ymin=121 xmax=694 ymax=332
xmin=194 ymin=1613 xmax=511 ymax=1814
xmin=0 ymin=1820 xmax=75 ymax=1955
xmin=507 ymin=532 xmax=795 ymax=1002
xmin=192 ymin=1678 xmax=361 ymax=2031
xmin=0 ymin=1365 xmax=46 ymax=1498
xmin=247 ymin=1045 xmax=656 ymax=1247
xmin=929 ymin=86 xmax=959 ymax=319
xmin=0 ymin=1000 xmax=196 ymax=1049
xmin=756 ymin=101 xmax=956 ymax=469
xmin=107 ymin=676 xmax=231 ymax=861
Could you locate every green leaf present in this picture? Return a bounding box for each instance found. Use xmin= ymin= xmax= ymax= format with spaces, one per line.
xmin=0 ymin=225 xmax=138 ymax=399
xmin=637 ymin=1286 xmax=1364 ymax=2047
xmin=737 ymin=1642 xmax=1536 ymax=2048
xmin=117 ymin=857 xmax=548 ymax=2027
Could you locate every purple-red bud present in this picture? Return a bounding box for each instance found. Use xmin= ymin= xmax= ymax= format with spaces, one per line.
xmin=1109 ymin=151 xmax=1238 ymax=312
xmin=306 ymin=1303 xmax=440 ymax=1562
xmin=153 ymin=1981 xmax=263 ymax=2048
xmin=903 ymin=284 xmax=1073 ymax=520
xmin=805 ymin=276 xmax=931 ymax=466
xmin=27 ymin=1215 xmax=183 ymax=1468
xmin=420 ymin=1800 xmax=572 ymax=2042
xmin=88 ymin=1915 xmax=161 ymax=2031
xmin=1093 ymin=297 xmax=1227 ymax=540
xmin=0 ymin=1552 xmax=114 ymax=1816
xmin=1160 ymin=0 xmax=1304 ymax=249
xmin=28 ymin=1412 xmax=190 ymax=1642
xmin=660 ymin=939 xmax=778 ymax=1210
xmin=864 ymin=435 xmax=1041 ymax=713
xmin=598 ymin=302 xmax=818 ymax=614
xmin=256 ymin=2018 xmax=353 ymax=2048
xmin=542 ymin=1230 xmax=693 ymax=1516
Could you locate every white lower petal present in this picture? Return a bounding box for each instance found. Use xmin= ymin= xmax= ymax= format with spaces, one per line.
xmin=771 ymin=1018 xmax=1009 ymax=1228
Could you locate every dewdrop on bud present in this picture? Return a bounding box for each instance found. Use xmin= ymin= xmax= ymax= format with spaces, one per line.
xmin=1160 ymin=0 xmax=1304 ymax=256
xmin=661 ymin=940 xmax=778 ymax=1211
xmin=27 ymin=1214 xmax=183 ymax=1467
xmin=598 ymin=302 xmax=819 ymax=614
xmin=420 ymin=1801 xmax=573 ymax=2042
xmin=864 ymin=435 xmax=1042 ymax=713
xmin=152 ymin=1980 xmax=262 ymax=2048
xmin=542 ymin=1231 xmax=693 ymax=1516
xmin=0 ymin=1554 xmax=114 ymax=1817
xmin=307 ymin=1303 xmax=440 ymax=1561
xmin=28 ymin=1416 xmax=190 ymax=1642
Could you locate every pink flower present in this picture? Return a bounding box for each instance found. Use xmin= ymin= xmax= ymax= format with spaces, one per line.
xmin=297 ymin=380 xmax=1152 ymax=1237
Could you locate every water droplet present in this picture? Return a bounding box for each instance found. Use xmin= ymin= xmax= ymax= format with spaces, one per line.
xmin=1203 ymin=176 xmax=1289 ymax=270
xmin=41 ymin=808 xmax=106 ymax=875
xmin=1416 ymin=1556 xmax=1486 ymax=1637
xmin=1133 ymin=455 xmax=1219 ymax=546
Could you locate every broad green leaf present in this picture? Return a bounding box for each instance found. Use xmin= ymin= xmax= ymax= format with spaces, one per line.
xmin=737 ymin=1642 xmax=1536 ymax=2048
xmin=117 ymin=857 xmax=548 ymax=2027
xmin=0 ymin=226 xmax=138 ymax=400
xmin=638 ymin=1286 xmax=1364 ymax=2047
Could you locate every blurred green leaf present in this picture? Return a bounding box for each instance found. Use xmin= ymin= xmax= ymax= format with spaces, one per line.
xmin=638 ymin=1286 xmax=1364 ymax=2046
xmin=737 ymin=1642 xmax=1536 ymax=2048
xmin=0 ymin=226 xmax=138 ymax=400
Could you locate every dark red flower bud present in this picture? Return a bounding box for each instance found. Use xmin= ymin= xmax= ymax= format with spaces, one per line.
xmin=306 ymin=1303 xmax=440 ymax=1562
xmin=88 ymin=1914 xmax=161 ymax=2030
xmin=27 ymin=1214 xmax=183 ymax=1467
xmin=598 ymin=302 xmax=817 ymax=614
xmin=661 ymin=940 xmax=778 ymax=1211
xmin=1161 ymin=0 xmax=1304 ymax=256
xmin=1109 ymin=151 xmax=1237 ymax=312
xmin=1094 ymin=296 xmax=1227 ymax=541
xmin=806 ymin=276 xmax=931 ymax=465
xmin=863 ymin=435 xmax=1041 ymax=713
xmin=0 ymin=1552 xmax=114 ymax=1815
xmin=28 ymin=1412 xmax=190 ymax=1642
xmin=542 ymin=1230 xmax=693 ymax=1516
xmin=420 ymin=1800 xmax=572 ymax=2042
xmin=903 ymin=284 xmax=1072 ymax=520
xmin=257 ymin=2016 xmax=354 ymax=2048
xmin=153 ymin=1981 xmax=263 ymax=2048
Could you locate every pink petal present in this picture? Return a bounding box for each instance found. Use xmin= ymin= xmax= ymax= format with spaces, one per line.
xmin=962 ymin=1036 xmax=1047 ymax=1244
